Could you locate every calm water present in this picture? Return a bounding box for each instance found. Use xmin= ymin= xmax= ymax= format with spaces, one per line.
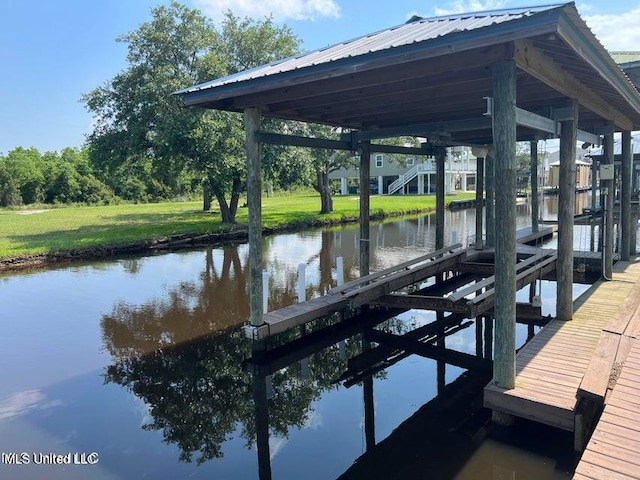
xmin=0 ymin=197 xmax=599 ymax=479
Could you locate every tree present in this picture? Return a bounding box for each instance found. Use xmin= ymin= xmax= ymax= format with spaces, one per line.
xmin=83 ymin=2 xmax=301 ymax=223
xmin=3 ymin=147 xmax=45 ymax=204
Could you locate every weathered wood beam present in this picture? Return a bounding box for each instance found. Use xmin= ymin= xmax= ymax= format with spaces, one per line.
xmin=347 ymin=313 xmax=465 ymax=373
xmin=530 ymin=140 xmax=539 ymax=232
xmin=514 ymin=39 xmax=634 ymax=130
xmin=621 ymin=130 xmax=633 ymax=261
xmin=557 ymin=99 xmax=578 ymax=321
xmin=254 ymin=131 xmax=431 ymax=156
xmin=365 ymin=328 xmax=492 ymax=372
xmin=346 ymin=251 xmax=465 ymax=308
xmin=255 ymin=131 xmax=431 ymax=156
xmin=356 ymin=118 xmax=491 ymax=141
xmin=245 ymin=108 xmax=264 ymax=328
xmin=603 ymin=127 xmax=614 ymax=278
xmin=492 ymin=57 xmax=517 ymax=424
xmin=475 ymin=156 xmax=485 ymax=248
xmin=436 ymin=146 xmax=446 ymax=253
xmin=360 ymin=141 xmax=371 ymax=277
xmin=329 ymin=244 xmax=462 ymax=296
xmin=485 ymin=151 xmax=495 ymax=247
xmin=371 ymin=294 xmax=471 ymax=314
xmin=255 ymin=131 xmax=351 ymax=150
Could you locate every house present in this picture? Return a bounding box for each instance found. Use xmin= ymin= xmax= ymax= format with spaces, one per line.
xmin=328 ymin=146 xmax=478 ymax=195
xmin=546 ymin=149 xmax=592 ymax=189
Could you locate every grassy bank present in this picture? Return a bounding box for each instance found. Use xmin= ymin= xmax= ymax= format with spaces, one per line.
xmin=0 ymin=192 xmax=475 ymax=260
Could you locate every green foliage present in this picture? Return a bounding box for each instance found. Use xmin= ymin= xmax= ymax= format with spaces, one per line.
xmin=0 ymin=147 xmax=114 ymax=207
xmin=82 ymin=2 xmax=302 ymax=222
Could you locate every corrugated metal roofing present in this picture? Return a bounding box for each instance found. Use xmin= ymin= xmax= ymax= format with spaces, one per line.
xmin=611 ymin=52 xmax=640 ymax=65
xmin=176 ymin=4 xmax=564 ymax=95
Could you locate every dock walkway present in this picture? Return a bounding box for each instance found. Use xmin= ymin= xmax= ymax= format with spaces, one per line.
xmin=574 ymin=337 xmax=640 ymax=479
xmin=484 ymin=260 xmax=640 ymax=432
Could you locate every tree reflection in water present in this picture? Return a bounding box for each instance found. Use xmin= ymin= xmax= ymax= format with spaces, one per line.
xmin=100 ymin=245 xmax=385 ymax=467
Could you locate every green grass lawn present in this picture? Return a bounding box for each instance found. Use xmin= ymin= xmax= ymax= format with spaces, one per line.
xmin=0 ymin=192 xmax=475 ymax=259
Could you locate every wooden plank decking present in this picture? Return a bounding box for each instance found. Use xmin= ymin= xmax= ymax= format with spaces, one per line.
xmin=484 ymin=260 xmax=640 ymax=432
xmin=573 ymin=337 xmax=640 ymax=480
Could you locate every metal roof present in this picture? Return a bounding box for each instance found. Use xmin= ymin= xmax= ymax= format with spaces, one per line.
xmin=620 ymin=61 xmax=640 ymax=90
xmin=611 ymin=52 xmax=640 ymax=64
xmin=176 ymin=2 xmax=640 ymax=141
xmin=176 ymin=4 xmax=565 ymax=95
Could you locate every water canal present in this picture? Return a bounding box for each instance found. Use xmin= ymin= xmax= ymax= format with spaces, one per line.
xmin=0 ymin=194 xmax=604 ymax=479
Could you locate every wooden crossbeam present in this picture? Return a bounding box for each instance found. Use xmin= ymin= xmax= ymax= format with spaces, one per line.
xmin=330 ymin=244 xmax=462 ymax=295
xmin=364 ymin=328 xmax=491 ymax=372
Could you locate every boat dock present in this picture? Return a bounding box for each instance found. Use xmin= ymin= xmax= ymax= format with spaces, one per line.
xmin=245 ymin=227 xmax=559 ymax=341
xmin=574 ymin=337 xmax=640 ymax=479
xmin=483 ymin=258 xmax=640 ymax=477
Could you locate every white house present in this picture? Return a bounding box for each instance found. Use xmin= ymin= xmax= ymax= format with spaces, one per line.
xmin=328 ymin=146 xmax=479 ymax=195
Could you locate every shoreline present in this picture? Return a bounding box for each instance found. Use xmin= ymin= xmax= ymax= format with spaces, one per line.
xmin=0 ymin=207 xmax=452 ymax=274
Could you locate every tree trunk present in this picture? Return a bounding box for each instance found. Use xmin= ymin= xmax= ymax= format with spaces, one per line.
xmin=213 ymin=177 xmax=242 ymax=224
xmin=228 ymin=177 xmax=241 ymax=223
xmin=315 ymin=169 xmax=333 ymax=214
xmin=203 ymin=177 xmax=212 ymax=211
xmin=215 ymin=191 xmax=233 ymax=223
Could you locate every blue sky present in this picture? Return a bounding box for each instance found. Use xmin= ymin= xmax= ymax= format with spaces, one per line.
xmin=1 ymin=0 xmax=639 ymax=155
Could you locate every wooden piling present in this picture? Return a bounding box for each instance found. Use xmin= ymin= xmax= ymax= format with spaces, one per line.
xmin=530 ymin=140 xmax=539 ymax=233
xmin=485 ymin=152 xmax=495 ymax=247
xmin=245 ymin=107 xmax=264 ymax=327
xmin=556 ymin=99 xmax=578 ymax=321
xmin=360 ymin=141 xmax=371 ymax=277
xmin=621 ymin=130 xmax=632 ymax=261
xmin=491 ymin=58 xmax=517 ymax=425
xmin=436 ymin=146 xmax=446 ymax=251
xmin=475 ymin=156 xmax=485 ymax=248
xmin=604 ymin=128 xmax=614 ymax=278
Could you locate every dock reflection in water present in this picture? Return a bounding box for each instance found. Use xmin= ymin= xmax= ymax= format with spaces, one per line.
xmin=0 ymin=204 xmax=594 ymax=479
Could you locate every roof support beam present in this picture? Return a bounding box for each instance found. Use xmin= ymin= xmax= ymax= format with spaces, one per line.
xmin=255 ymin=131 xmax=433 ymax=155
xmin=485 ymin=97 xmax=601 ymax=145
xmin=514 ymin=39 xmax=634 ymax=131
xmin=355 ymin=118 xmax=492 ymax=141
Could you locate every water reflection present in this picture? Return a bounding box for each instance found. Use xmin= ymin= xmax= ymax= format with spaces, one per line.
xmin=0 ymin=202 xmax=597 ymax=479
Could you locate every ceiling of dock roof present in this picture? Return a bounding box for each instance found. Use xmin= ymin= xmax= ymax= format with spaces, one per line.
xmin=175 ymin=2 xmax=640 ymax=144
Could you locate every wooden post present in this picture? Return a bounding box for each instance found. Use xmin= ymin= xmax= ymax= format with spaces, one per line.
xmin=363 ymin=375 xmax=375 ymax=451
xmin=475 ymin=157 xmax=485 ymax=248
xmin=591 ymin=155 xmax=598 ymax=211
xmin=253 ymin=374 xmax=272 ymax=480
xmin=360 ymin=141 xmax=371 ymax=277
xmin=436 ymin=311 xmax=446 ymax=394
xmin=621 ymin=130 xmax=633 ymax=261
xmin=484 ymin=316 xmax=493 ymax=360
xmin=530 ymin=140 xmax=539 ymax=233
xmin=476 ymin=316 xmax=484 ymax=358
xmin=485 ymin=151 xmax=496 ymax=247
xmin=604 ymin=128 xmax=615 ymax=278
xmin=556 ymin=99 xmax=578 ymax=321
xmin=245 ymin=107 xmax=264 ymax=327
xmin=436 ymin=146 xmax=446 ymax=251
xmin=491 ymin=58 xmax=517 ymax=425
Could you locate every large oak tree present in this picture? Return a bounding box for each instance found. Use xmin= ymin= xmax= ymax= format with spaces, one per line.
xmin=83 ymin=2 xmax=300 ymax=223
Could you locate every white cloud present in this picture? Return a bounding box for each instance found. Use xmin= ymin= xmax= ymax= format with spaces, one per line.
xmin=584 ymin=6 xmax=640 ymax=51
xmin=0 ymin=389 xmax=61 ymax=420
xmin=195 ymin=0 xmax=341 ymax=22
xmin=433 ymin=0 xmax=507 ymax=16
